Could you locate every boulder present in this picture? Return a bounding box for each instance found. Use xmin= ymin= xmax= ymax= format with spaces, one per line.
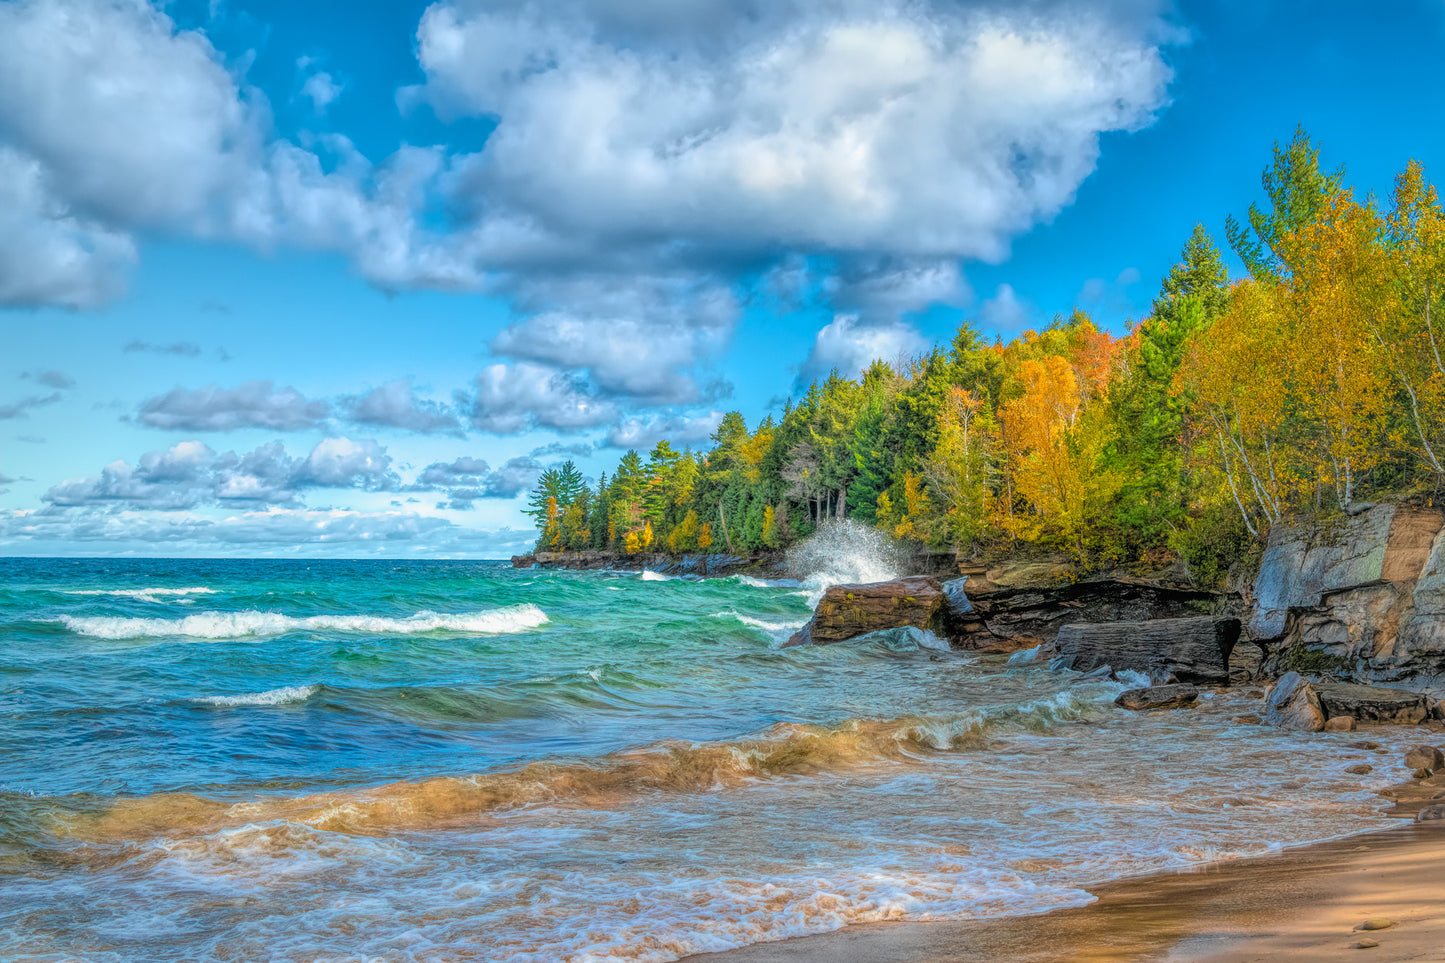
xmin=1054 ymin=617 xmax=1240 ymax=685
xmin=1114 ymin=684 xmax=1199 ymax=711
xmin=1324 ymin=716 xmax=1357 ymax=732
xmin=1264 ymin=672 xmax=1326 ymax=732
xmin=786 ymin=577 xmax=946 ymax=646
xmin=1346 ymin=764 xmax=1373 ymax=774
xmin=1417 ymin=805 xmax=1445 ymax=823
xmin=1314 ymin=682 xmax=1431 ymax=725
xmin=1405 ymin=745 xmax=1445 ymax=772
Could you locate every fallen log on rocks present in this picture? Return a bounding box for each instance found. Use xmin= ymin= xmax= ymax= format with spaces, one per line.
xmin=1053 ymin=617 xmax=1240 ymax=685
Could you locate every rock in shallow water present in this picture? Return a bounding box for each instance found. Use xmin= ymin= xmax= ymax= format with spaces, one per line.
xmin=1264 ymin=671 xmax=1326 ymax=732
xmin=1405 ymin=745 xmax=1445 ymax=772
xmin=1416 ymin=804 xmax=1445 ymax=822
xmin=1113 ymin=684 xmax=1199 ymax=711
xmin=785 ymin=577 xmax=946 ymax=647
xmin=1324 ymin=715 xmax=1357 ymax=732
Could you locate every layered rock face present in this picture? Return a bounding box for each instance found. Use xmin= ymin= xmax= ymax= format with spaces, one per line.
xmin=1054 ymin=617 xmax=1240 ymax=685
xmin=785 ymin=574 xmax=1234 ymax=654
xmin=1250 ymin=503 xmax=1445 ymax=681
xmin=963 ymin=579 xmax=1227 ymax=651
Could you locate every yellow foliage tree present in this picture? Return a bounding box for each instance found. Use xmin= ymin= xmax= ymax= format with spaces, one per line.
xmin=999 ymin=355 xmax=1117 ymax=551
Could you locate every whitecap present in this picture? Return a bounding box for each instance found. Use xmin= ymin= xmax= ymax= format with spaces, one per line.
xmin=57 ymin=604 xmax=549 ymax=640
xmin=197 ymin=685 xmax=319 ymax=707
xmin=63 ymin=587 xmax=218 ymax=602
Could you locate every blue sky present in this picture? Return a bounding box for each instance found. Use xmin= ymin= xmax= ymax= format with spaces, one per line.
xmin=3 ymin=0 xmax=1444 ymax=558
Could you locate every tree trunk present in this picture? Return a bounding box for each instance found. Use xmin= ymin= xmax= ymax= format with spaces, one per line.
xmin=717 ymin=500 xmax=735 ymax=552
xmin=837 ymin=483 xmax=848 ymax=520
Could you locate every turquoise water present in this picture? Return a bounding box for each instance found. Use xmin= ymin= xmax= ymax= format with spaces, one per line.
xmin=0 ymin=557 xmax=1424 ymax=961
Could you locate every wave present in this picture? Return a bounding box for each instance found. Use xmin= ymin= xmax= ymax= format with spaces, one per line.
xmin=711 ymin=610 xmax=808 ymax=644
xmin=66 ymin=692 xmax=1111 ymax=841
xmin=735 ymin=575 xmax=802 ymax=589
xmin=196 ymin=685 xmax=319 ymax=707
xmin=56 ymin=604 xmax=549 ymax=640
xmin=62 ymin=587 xmax=217 ymax=602
xmin=640 ymin=570 xmax=675 ymax=581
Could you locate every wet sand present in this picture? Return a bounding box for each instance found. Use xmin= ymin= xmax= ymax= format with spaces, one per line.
xmin=693 ymin=815 xmax=1445 ymax=962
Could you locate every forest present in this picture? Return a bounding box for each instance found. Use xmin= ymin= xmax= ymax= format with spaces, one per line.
xmin=524 ymin=131 xmax=1445 ymax=587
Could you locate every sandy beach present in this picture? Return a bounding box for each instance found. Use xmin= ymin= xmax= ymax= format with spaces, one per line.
xmin=693 ymin=802 xmax=1445 ymax=962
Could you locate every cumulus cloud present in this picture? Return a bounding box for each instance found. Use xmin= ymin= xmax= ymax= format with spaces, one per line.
xmin=298 ymin=61 xmax=343 ymax=113
xmin=0 ymin=505 xmax=536 ymax=556
xmin=124 ymin=340 xmax=204 ymax=357
xmin=341 ymin=378 xmax=463 ymax=435
xmin=0 ymin=0 xmax=1178 ymax=449
xmin=0 ymin=0 xmax=478 ymax=306
xmin=466 ymin=363 xmax=618 ymax=434
xmin=605 ymin=410 xmax=723 ymax=450
xmin=410 ymin=454 xmax=544 ymax=509
xmin=490 ymin=274 xmax=738 ymax=405
xmin=42 ymin=436 xmax=398 ymax=510
xmin=136 ymin=380 xmax=331 ymax=431
xmin=420 ymin=0 xmax=1173 ymax=263
xmin=0 ymin=145 xmax=136 ymax=308
xmin=796 ymin=314 xmax=927 ymax=385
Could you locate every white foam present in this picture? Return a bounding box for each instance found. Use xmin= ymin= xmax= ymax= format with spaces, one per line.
xmin=64 ymin=587 xmax=217 ymax=602
xmin=198 ymin=685 xmax=319 ymax=707
xmin=640 ymin=570 xmax=674 ymax=581
xmin=784 ymin=520 xmax=910 ymax=604
xmin=1006 ymin=645 xmax=1043 ymax=665
xmin=736 ymin=575 xmax=801 ymax=589
xmin=58 ymin=604 xmax=549 ymax=640
xmin=1114 ymin=669 xmax=1153 ymax=689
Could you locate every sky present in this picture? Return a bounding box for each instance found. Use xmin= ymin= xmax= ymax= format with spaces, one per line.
xmin=3 ymin=0 xmax=1445 ymax=559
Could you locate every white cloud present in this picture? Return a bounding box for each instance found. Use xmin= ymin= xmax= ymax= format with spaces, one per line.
xmin=605 ymin=410 xmax=723 ymax=450
xmin=0 ymin=505 xmax=536 ymax=557
xmin=43 ymin=437 xmax=399 ymax=510
xmin=341 ymin=378 xmax=463 ymax=435
xmin=0 ymin=0 xmax=477 ymax=306
xmin=466 ymin=362 xmax=618 ymax=434
xmin=489 ymin=274 xmax=737 ymax=404
xmin=136 ymin=380 xmax=331 ymax=431
xmin=796 ymin=314 xmax=927 ymax=384
xmin=419 ymin=0 xmax=1173 ymax=262
xmin=299 ymin=68 xmax=342 ymax=113
xmin=0 ymin=146 xmax=136 ymax=308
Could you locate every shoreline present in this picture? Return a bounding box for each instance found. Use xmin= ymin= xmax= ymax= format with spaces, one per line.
xmin=689 ymin=796 xmax=1445 ymax=963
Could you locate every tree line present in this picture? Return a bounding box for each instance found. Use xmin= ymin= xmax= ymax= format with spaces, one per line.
xmin=525 ymin=130 xmax=1445 ymax=585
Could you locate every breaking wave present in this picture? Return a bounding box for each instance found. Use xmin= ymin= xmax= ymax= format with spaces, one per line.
xmin=63 ymin=587 xmax=217 ymax=602
xmin=785 ymin=520 xmax=911 ymax=603
xmin=67 ymin=691 xmax=1110 ymax=841
xmin=196 ymin=685 xmax=320 ymax=707
xmin=57 ymin=604 xmax=549 ymax=640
